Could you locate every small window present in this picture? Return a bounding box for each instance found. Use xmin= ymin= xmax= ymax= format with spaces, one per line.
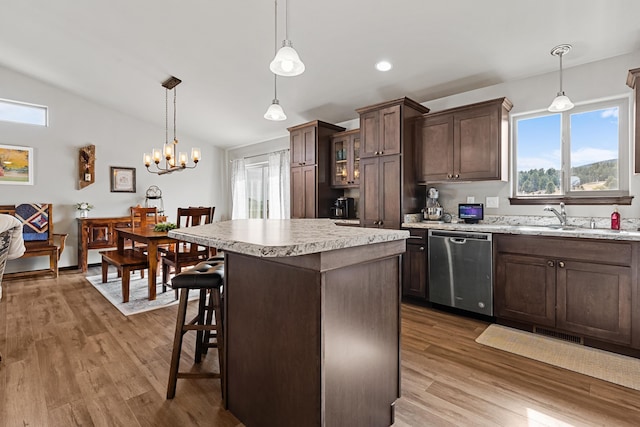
xmin=0 ymin=98 xmax=48 ymax=126
xmin=513 ymin=97 xmax=629 ymax=201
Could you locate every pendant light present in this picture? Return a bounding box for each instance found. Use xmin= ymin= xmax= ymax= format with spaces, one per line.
xmin=548 ymin=44 xmax=574 ymax=112
xmin=264 ymin=75 xmax=287 ymax=120
xmin=269 ymin=0 xmax=305 ymax=77
xmin=265 ymin=0 xmax=287 ymax=121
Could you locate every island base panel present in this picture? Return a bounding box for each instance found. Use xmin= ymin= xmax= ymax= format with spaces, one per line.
xmin=225 ymin=251 xmax=401 ymax=427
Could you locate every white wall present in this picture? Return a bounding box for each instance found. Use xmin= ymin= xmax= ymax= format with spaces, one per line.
xmin=0 ymin=64 xmax=227 ymax=271
xmin=228 ymin=50 xmax=640 ymax=223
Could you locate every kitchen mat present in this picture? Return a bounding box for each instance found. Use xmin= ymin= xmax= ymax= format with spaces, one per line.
xmin=476 ymin=324 xmax=640 ymax=391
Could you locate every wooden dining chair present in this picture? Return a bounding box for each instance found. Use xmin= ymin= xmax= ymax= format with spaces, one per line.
xmin=129 ymin=206 xmax=159 ymax=255
xmin=130 ymin=206 xmax=159 ymax=230
xmin=161 ymin=207 xmax=215 ymax=296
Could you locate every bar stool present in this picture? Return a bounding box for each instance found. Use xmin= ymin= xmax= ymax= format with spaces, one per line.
xmin=166 ymin=260 xmax=224 ymax=399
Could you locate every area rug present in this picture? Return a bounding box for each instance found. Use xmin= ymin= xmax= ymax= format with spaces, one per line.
xmin=85 ymin=273 xmax=196 ymax=316
xmin=476 ymin=324 xmax=640 ymax=391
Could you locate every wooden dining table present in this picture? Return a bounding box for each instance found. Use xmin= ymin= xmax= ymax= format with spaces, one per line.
xmin=115 ymin=226 xmax=177 ymax=301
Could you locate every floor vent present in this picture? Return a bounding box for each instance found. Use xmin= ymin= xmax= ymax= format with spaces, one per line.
xmin=533 ymin=327 xmax=583 ymax=344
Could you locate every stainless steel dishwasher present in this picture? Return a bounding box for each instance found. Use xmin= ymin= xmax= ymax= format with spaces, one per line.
xmin=428 ymin=230 xmax=493 ymax=316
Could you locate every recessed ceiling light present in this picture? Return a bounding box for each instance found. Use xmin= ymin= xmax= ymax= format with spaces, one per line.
xmin=375 ymin=61 xmax=392 ymax=72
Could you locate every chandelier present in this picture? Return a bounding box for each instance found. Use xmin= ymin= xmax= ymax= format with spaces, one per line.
xmin=144 ymin=76 xmax=200 ymax=175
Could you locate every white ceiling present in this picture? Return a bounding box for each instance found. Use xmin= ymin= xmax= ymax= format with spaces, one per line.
xmin=1 ymin=0 xmax=640 ymax=149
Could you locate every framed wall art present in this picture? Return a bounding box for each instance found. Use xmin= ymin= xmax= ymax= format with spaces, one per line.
xmin=110 ymin=166 xmax=136 ymax=193
xmin=0 ymin=144 xmax=34 ymax=185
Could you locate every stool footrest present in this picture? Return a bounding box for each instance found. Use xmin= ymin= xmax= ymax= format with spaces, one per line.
xmin=176 ymin=372 xmax=220 ymax=379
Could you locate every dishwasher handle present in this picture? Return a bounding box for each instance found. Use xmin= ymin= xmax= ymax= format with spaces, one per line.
xmin=449 ymin=237 xmax=467 ymax=244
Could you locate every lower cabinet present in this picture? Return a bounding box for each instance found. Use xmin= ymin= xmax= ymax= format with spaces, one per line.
xmin=494 ymin=234 xmax=635 ymax=347
xmin=402 ymin=229 xmax=428 ymax=300
xmin=290 ymin=165 xmax=317 ymax=219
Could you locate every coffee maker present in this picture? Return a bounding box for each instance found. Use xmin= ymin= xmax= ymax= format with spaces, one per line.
xmin=422 ymin=187 xmax=443 ymax=221
xmin=330 ymin=197 xmax=355 ymax=219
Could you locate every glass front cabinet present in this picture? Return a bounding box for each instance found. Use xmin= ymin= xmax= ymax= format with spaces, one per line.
xmin=331 ymin=129 xmax=361 ymax=188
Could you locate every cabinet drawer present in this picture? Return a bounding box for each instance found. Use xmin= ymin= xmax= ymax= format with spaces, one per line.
xmin=403 ymin=228 xmax=427 ymax=244
xmin=495 ymin=234 xmax=632 ymax=267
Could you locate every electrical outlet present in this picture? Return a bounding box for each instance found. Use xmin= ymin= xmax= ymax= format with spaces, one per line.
xmin=486 ymin=196 xmax=499 ymax=208
xmin=466 ymin=196 xmax=475 ymax=203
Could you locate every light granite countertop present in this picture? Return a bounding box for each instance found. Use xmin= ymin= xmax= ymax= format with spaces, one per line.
xmin=169 ymin=218 xmax=409 ymax=257
xmin=402 ymin=220 xmax=640 ymax=241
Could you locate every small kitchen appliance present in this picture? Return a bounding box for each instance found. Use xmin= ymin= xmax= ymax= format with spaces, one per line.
xmin=458 ymin=203 xmax=484 ymax=224
xmin=330 ymin=197 xmax=355 ymax=219
xmin=422 ymin=187 xmax=443 ymax=221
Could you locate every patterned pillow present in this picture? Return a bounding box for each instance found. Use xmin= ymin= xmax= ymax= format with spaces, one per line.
xmin=0 ymin=229 xmax=11 ymax=286
xmin=15 ymin=203 xmax=49 ymax=242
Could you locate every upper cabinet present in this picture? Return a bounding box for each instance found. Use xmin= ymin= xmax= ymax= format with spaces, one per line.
xmin=626 ymin=68 xmax=640 ymax=173
xmin=290 ymin=125 xmax=318 ymax=167
xmin=331 ymin=129 xmax=361 ymax=188
xmin=360 ymin=105 xmax=403 ymax=157
xmin=288 ymin=120 xmax=345 ymax=219
xmin=416 ymin=97 xmax=512 ymax=183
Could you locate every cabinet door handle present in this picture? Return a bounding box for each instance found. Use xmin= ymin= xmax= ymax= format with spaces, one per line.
xmin=558 ymin=261 xmax=565 ymax=268
xmin=419 ymin=246 xmax=425 ymax=251
xmin=454 ymin=173 xmax=460 ymax=179
xmin=447 ymin=173 xmax=453 ymax=179
xmin=547 ymin=260 xmax=555 ymax=267
xmin=379 ymin=150 xmax=383 ymax=155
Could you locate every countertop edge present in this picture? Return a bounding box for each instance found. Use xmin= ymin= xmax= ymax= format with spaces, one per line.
xmin=402 ymin=221 xmax=640 ymax=241
xmin=169 ymin=219 xmax=409 ymax=257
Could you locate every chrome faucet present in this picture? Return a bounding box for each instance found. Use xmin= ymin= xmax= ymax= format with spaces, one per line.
xmin=544 ymin=202 xmax=567 ymax=226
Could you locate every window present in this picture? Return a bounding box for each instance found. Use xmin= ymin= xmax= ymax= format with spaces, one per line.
xmin=0 ymin=98 xmax=48 ymax=126
xmin=246 ymin=161 xmax=269 ymax=219
xmin=230 ymin=149 xmax=290 ymax=219
xmin=513 ymin=97 xmax=629 ymax=202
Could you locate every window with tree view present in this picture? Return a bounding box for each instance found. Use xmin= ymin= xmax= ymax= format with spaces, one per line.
xmin=514 ymin=97 xmax=628 ymax=198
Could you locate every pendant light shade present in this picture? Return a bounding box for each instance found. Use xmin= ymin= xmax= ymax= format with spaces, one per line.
xmin=270 ymin=0 xmax=305 ymax=77
xmin=548 ymin=44 xmax=574 ymax=112
xmin=270 ymin=41 xmax=305 ymax=76
xmin=548 ymin=94 xmax=574 ymax=112
xmin=264 ymin=98 xmax=287 ymax=121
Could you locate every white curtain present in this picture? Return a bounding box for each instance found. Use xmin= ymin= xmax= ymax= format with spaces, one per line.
xmin=231 ymin=158 xmax=247 ymax=219
xmin=268 ymin=149 xmax=290 ymax=219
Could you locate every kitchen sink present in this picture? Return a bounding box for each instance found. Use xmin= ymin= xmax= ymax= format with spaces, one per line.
xmin=515 ymin=224 xmax=576 ymax=231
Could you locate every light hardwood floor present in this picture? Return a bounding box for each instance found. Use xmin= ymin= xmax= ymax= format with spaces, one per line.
xmin=1 ymin=269 xmax=640 ymax=426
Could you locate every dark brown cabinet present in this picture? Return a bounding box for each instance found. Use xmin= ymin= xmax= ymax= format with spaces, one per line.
xmin=416 ymin=97 xmax=512 ymax=183
xmin=402 ymin=228 xmax=428 ymax=299
xmin=288 ymin=121 xmax=345 ymax=218
xmin=495 ymin=234 xmax=634 ymax=347
xmin=356 ymin=98 xmax=429 ymax=229
xmin=626 ymin=68 xmax=640 ymax=173
xmin=331 ymin=129 xmax=360 ymax=188
xmin=360 ymin=155 xmax=401 ymax=228
xmin=290 ymin=165 xmax=317 ymax=219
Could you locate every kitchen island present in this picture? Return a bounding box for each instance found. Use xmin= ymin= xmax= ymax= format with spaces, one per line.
xmin=169 ymin=219 xmax=409 ymax=427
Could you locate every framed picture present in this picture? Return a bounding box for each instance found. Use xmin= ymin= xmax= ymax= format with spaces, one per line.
xmin=0 ymin=144 xmax=34 ymax=185
xmin=110 ymin=166 xmax=136 ymax=193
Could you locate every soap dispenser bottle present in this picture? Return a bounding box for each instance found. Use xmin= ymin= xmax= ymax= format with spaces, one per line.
xmin=611 ymin=206 xmax=621 ymax=230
